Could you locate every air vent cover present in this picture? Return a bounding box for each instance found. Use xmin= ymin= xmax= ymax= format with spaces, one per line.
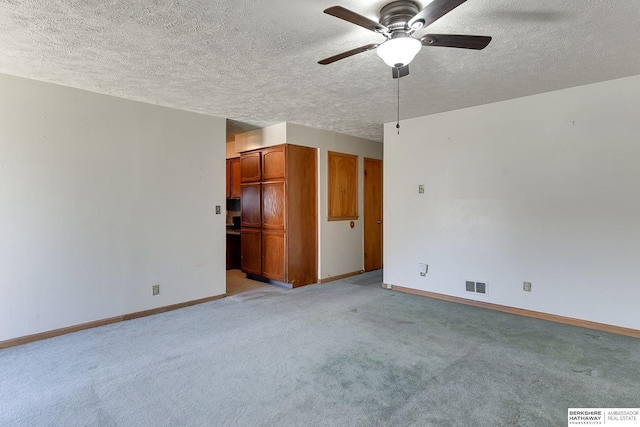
xmin=466 ymin=281 xmax=475 ymax=292
xmin=465 ymin=280 xmax=488 ymax=296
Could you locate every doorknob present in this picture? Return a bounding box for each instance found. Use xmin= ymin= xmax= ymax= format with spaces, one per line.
xmin=377 ymin=220 xmax=381 ymax=224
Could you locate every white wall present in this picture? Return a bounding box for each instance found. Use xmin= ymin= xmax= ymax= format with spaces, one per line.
xmin=234 ymin=123 xmax=382 ymax=280
xmin=0 ymin=73 xmax=227 ymax=342
xmin=234 ymin=123 xmax=287 ymax=153
xmin=226 ymin=141 xmax=240 ymax=159
xmin=384 ymin=75 xmax=640 ymax=330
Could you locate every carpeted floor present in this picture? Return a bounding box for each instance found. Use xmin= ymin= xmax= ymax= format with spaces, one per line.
xmin=1 ymin=271 xmax=638 ymax=426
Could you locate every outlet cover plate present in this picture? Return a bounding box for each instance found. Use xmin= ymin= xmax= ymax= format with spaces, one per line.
xmin=523 ymin=281 xmax=532 ymax=292
xmin=152 ymin=285 xmax=160 ymax=295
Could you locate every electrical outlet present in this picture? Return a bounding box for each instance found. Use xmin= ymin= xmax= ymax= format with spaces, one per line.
xmin=418 ymin=185 xmax=425 ymax=194
xmin=386 ymin=283 xmax=392 ymax=290
xmin=152 ymin=284 xmax=160 ymax=295
xmin=523 ymin=281 xmax=532 ymax=292
xmin=215 ymin=205 xmax=221 ymax=214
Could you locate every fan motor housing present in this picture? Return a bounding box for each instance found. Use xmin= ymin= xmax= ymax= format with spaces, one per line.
xmin=379 ymin=0 xmax=420 ymax=31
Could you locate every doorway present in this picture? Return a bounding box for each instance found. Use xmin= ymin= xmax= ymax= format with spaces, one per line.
xmin=363 ymin=157 xmax=383 ymax=272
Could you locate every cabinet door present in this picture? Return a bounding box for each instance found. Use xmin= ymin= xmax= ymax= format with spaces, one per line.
xmin=262 ymin=181 xmax=286 ymax=230
xmin=327 ymin=151 xmax=358 ymax=220
xmin=230 ymin=158 xmax=241 ymax=198
xmin=241 ymin=184 xmax=261 ymax=228
xmin=241 ymin=229 xmax=261 ymax=275
xmin=262 ymin=146 xmax=286 ymax=181
xmin=262 ymin=231 xmax=285 ymax=282
xmin=240 ymin=152 xmax=261 ymax=182
xmin=225 ymin=159 xmax=231 ymax=198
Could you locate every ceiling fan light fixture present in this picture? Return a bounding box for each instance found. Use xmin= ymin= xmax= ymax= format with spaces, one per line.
xmin=377 ymin=36 xmax=422 ymax=68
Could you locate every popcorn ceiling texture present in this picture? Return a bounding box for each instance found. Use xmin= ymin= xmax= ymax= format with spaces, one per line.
xmin=1 ymin=0 xmax=639 ymax=142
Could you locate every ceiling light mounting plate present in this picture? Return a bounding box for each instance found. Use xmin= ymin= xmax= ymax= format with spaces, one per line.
xmin=379 ymin=0 xmax=421 ymax=31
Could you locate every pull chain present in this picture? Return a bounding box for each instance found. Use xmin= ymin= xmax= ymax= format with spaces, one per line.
xmin=396 ymin=73 xmax=400 ymax=135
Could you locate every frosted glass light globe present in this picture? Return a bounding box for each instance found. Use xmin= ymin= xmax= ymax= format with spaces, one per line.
xmin=377 ymin=36 xmax=422 ymax=68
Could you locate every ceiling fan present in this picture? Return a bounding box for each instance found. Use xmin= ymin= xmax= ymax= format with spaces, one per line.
xmin=318 ymin=0 xmax=492 ymax=78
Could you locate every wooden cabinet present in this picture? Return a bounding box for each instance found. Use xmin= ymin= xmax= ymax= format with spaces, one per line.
xmin=240 ymin=152 xmax=261 ymax=182
xmin=241 ymin=229 xmax=261 ymax=275
xmin=241 ymin=183 xmax=261 ymax=228
xmin=240 ymin=144 xmax=317 ymax=287
xmin=262 ymin=181 xmax=285 ymax=230
xmin=261 ymin=146 xmax=286 ymax=180
xmin=230 ymin=158 xmax=241 ymax=198
xmin=262 ymin=231 xmax=285 ymax=281
xmin=327 ymin=151 xmax=358 ymax=220
xmin=226 ymin=157 xmax=241 ymax=199
xmin=226 ymin=160 xmax=231 ymax=198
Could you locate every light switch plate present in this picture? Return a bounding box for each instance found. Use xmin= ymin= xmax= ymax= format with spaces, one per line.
xmin=418 ymin=185 xmax=425 ymax=194
xmin=419 ymin=263 xmax=428 ymax=276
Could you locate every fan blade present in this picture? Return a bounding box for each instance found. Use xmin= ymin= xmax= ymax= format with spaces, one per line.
xmin=318 ymin=43 xmax=379 ymax=65
xmin=324 ymin=6 xmax=389 ymax=34
xmin=421 ymin=34 xmax=491 ymax=50
xmin=408 ymin=0 xmax=468 ymax=30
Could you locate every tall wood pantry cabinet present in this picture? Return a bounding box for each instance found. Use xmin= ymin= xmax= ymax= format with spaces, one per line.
xmin=240 ymin=144 xmax=317 ymax=287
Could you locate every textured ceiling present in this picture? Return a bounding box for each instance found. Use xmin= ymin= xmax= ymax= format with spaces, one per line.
xmin=1 ymin=0 xmax=639 ymax=143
